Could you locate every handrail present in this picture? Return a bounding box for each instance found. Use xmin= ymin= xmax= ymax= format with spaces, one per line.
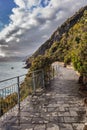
xmin=0 ymin=73 xmax=27 ymax=83
xmin=0 ymin=69 xmax=43 ymax=83
xmin=28 ymin=69 xmax=43 ymax=74
xmin=0 ymin=69 xmax=45 ymax=117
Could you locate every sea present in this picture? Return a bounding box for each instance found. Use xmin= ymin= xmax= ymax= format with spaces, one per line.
xmin=0 ymin=62 xmax=28 ymax=81
xmin=0 ymin=62 xmax=28 ymax=96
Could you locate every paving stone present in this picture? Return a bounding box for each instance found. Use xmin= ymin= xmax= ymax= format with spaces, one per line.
xmin=59 ymin=107 xmax=65 ymax=112
xmin=20 ymin=112 xmax=34 ymax=117
xmin=49 ymin=116 xmax=58 ymax=122
xmin=41 ymin=113 xmax=50 ymax=121
xmin=58 ymin=111 xmax=70 ymax=117
xmin=70 ymin=111 xmax=78 ymax=116
xmin=59 ymin=123 xmax=73 ymax=130
xmin=15 ymin=117 xmax=32 ymax=124
xmin=34 ymin=124 xmax=46 ymax=130
xmin=62 ymin=104 xmax=70 ymax=107
xmin=64 ymin=107 xmax=69 ymax=112
xmin=19 ymin=124 xmax=34 ymax=130
xmin=69 ymin=107 xmax=80 ymax=111
xmin=25 ymin=128 xmax=33 ymax=130
xmin=47 ymin=103 xmax=59 ymax=107
xmin=57 ymin=117 xmax=64 ymax=123
xmin=32 ymin=117 xmax=44 ymax=124
xmin=51 ymin=112 xmax=58 ymax=117
xmin=47 ymin=124 xmax=59 ymax=130
xmin=64 ymin=116 xmax=78 ymax=123
xmin=42 ymin=107 xmax=47 ymax=112
xmin=64 ymin=116 xmax=86 ymax=123
xmin=47 ymin=107 xmax=58 ymax=112
xmin=73 ymin=123 xmax=84 ymax=130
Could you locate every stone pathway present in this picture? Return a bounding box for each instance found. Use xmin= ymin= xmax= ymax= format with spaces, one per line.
xmin=0 ymin=63 xmax=87 ymax=130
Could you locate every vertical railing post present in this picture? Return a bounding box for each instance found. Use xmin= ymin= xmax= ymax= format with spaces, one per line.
xmin=0 ymin=92 xmax=1 ymax=117
xmin=52 ymin=66 xmax=55 ymax=79
xmin=17 ymin=76 xmax=20 ymax=112
xmin=48 ymin=70 xmax=50 ymax=84
xmin=0 ymin=92 xmax=3 ymax=117
xmin=32 ymin=72 xmax=36 ymax=94
xmin=42 ymin=70 xmax=45 ymax=89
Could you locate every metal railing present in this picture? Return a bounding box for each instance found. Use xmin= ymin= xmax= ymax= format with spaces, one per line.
xmin=0 ymin=69 xmax=45 ymax=117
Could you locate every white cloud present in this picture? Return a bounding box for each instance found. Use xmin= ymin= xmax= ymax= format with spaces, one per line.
xmin=0 ymin=45 xmax=8 ymax=57
xmin=14 ymin=0 xmax=25 ymax=8
xmin=27 ymin=0 xmax=39 ymax=8
xmin=0 ymin=52 xmax=5 ymax=57
xmin=0 ymin=0 xmax=87 ymax=57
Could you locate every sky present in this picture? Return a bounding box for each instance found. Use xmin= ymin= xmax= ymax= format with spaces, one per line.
xmin=0 ymin=0 xmax=87 ymax=58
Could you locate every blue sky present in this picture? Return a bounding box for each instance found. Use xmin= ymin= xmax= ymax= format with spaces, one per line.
xmin=0 ymin=0 xmax=87 ymax=57
xmin=0 ymin=0 xmax=17 ymax=31
xmin=40 ymin=0 xmax=51 ymax=7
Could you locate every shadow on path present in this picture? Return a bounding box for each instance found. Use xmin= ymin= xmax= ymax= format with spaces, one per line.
xmin=0 ymin=63 xmax=87 ymax=130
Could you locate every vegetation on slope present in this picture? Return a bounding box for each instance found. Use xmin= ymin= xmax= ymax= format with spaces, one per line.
xmin=33 ymin=5 xmax=87 ymax=57
xmin=47 ymin=10 xmax=87 ymax=75
xmin=27 ymin=7 xmax=87 ymax=86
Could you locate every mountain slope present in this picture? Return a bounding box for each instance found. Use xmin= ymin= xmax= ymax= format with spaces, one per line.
xmin=46 ymin=9 xmax=87 ymax=74
xmin=33 ymin=5 xmax=87 ymax=58
xmin=27 ymin=5 xmax=87 ymax=86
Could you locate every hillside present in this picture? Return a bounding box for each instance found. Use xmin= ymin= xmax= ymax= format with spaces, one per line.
xmin=46 ymin=8 xmax=87 ymax=75
xmin=33 ymin=5 xmax=87 ymax=57
xmin=26 ymin=5 xmax=87 ymax=86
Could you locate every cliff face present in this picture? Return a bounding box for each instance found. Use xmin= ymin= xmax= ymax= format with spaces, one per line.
xmin=33 ymin=5 xmax=87 ymax=57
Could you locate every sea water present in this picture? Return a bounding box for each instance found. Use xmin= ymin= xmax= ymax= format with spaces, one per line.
xmin=0 ymin=62 xmax=28 ymax=96
xmin=0 ymin=62 xmax=28 ymax=81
